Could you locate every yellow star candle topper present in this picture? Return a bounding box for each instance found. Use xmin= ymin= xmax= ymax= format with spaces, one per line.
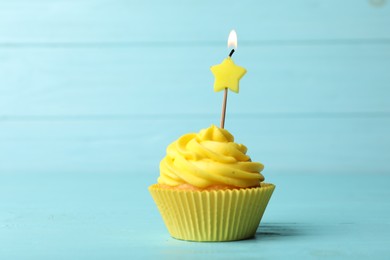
xmin=210 ymin=57 xmax=247 ymax=93
xmin=211 ymin=30 xmax=247 ymax=129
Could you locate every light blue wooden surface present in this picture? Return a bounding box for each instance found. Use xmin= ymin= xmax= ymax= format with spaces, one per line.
xmin=1 ymin=0 xmax=390 ymax=259
xmin=1 ymin=172 xmax=390 ymax=259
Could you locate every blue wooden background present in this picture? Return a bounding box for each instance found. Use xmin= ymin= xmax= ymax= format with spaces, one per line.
xmin=1 ymin=0 xmax=390 ymax=259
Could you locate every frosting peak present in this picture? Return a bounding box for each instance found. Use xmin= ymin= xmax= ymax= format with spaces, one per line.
xmin=158 ymin=125 xmax=264 ymax=188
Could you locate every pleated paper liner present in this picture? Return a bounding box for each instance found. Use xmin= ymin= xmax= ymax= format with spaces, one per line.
xmin=149 ymin=183 xmax=275 ymax=242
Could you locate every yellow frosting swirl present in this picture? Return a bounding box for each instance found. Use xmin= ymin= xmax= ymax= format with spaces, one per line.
xmin=158 ymin=125 xmax=265 ymax=188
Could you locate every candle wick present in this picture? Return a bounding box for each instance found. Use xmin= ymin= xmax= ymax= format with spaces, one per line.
xmin=229 ymin=49 xmax=235 ymax=57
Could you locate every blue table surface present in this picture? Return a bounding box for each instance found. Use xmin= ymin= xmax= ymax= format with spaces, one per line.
xmin=1 ymin=171 xmax=389 ymax=259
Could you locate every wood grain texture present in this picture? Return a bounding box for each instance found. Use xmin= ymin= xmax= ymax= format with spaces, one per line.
xmin=1 ymin=171 xmax=389 ymax=259
xmin=1 ymin=117 xmax=389 ymax=175
xmin=0 ymin=0 xmax=389 ymax=43
xmin=1 ymin=44 xmax=389 ymax=116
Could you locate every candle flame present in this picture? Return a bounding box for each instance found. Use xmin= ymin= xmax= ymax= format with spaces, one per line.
xmin=227 ymin=30 xmax=237 ymax=49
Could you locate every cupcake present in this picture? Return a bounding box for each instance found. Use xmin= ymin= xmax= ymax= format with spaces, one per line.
xmin=149 ymin=125 xmax=275 ymax=242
